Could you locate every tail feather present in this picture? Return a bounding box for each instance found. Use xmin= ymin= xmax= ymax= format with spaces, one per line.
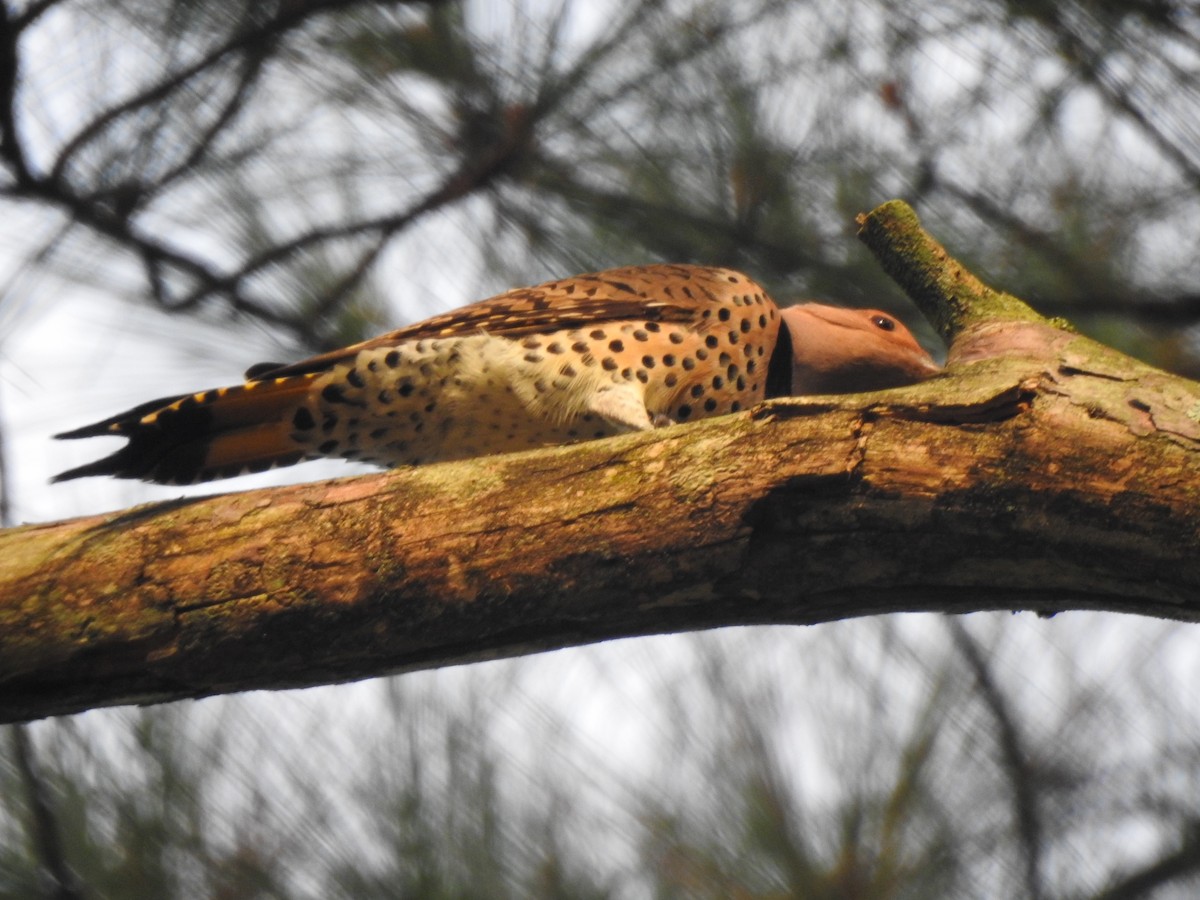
xmin=54 ymin=376 xmax=318 ymax=484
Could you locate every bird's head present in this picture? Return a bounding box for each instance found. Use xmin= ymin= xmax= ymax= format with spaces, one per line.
xmin=779 ymin=303 xmax=941 ymax=395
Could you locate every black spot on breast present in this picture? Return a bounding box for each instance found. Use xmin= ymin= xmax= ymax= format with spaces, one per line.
xmin=669 ymin=332 xmax=685 ymax=344
xmin=731 ymin=401 xmax=741 ymax=412
xmin=322 ymin=384 xmax=351 ymax=404
xmin=602 ymin=358 xmax=618 ymax=371
xmin=572 ymin=341 xmax=589 ymax=353
xmin=609 ymin=339 xmax=624 ymax=353
xmin=385 ymin=350 xmax=401 ymax=368
xmin=398 ymin=381 xmax=415 ymax=397
xmin=547 ymin=342 xmax=565 ymax=354
xmin=346 ymin=369 xmax=365 ymax=388
xmin=704 ymin=398 xmax=717 ymax=412
xmin=318 ymin=439 xmax=339 ymax=454
xmin=682 ymin=357 xmax=696 ymax=370
xmin=740 ymin=318 xmax=752 ymax=333
xmin=678 ymin=404 xmax=692 ymax=420
xmin=636 ymin=369 xmax=649 ymax=383
xmin=524 ymin=352 xmax=544 ymax=363
xmin=705 ymin=336 xmax=719 ymax=349
xmin=728 ymin=331 xmax=739 ymax=344
xmin=633 ymin=329 xmax=649 ymax=341
xmin=696 ymin=349 xmax=709 ymax=361
xmin=665 ymin=373 xmax=678 ymax=387
xmin=644 ymin=322 xmax=661 ymax=332
xmin=690 ymin=385 xmax=704 ymax=398
xmin=641 ymin=355 xmax=656 ymax=368
xmin=712 ymin=376 xmax=724 ymax=389
xmin=590 ymin=329 xmax=606 ymax=340
xmin=292 ymin=407 xmax=316 ymax=430
xmin=522 ymin=337 xmax=542 ymax=349
xmin=663 ymin=354 xmax=676 ymax=366
xmin=718 ymin=307 xmax=731 ymax=322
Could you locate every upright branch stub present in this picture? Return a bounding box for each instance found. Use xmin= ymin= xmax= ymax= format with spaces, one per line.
xmin=857 ymin=200 xmax=1047 ymax=344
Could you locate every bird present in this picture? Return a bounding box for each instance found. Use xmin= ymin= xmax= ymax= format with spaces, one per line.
xmin=53 ymin=264 xmax=940 ymax=485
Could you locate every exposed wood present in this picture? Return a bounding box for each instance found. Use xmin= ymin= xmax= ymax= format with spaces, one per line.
xmin=2 ymin=201 xmax=1197 ymax=723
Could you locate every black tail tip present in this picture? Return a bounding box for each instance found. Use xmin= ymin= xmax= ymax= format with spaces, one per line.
xmin=52 ymin=458 xmax=121 ymax=483
xmin=55 ymin=423 xmax=113 ymax=440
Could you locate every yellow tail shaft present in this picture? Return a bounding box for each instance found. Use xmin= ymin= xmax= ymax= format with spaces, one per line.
xmin=54 ymin=376 xmax=317 ymax=484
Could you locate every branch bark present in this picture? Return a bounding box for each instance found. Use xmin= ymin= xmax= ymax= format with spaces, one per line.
xmin=2 ymin=201 xmax=1199 ymax=723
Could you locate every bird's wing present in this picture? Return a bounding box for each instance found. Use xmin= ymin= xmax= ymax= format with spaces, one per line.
xmin=248 ymin=264 xmax=723 ymax=380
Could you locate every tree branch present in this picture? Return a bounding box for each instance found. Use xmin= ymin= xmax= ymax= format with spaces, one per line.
xmin=3 ymin=201 xmax=1198 ymax=723
xmin=948 ymin=621 xmax=1045 ymax=900
xmin=1092 ymin=820 xmax=1200 ymax=900
xmin=47 ymin=0 xmax=374 ymax=185
xmin=8 ymin=724 xmax=86 ymax=900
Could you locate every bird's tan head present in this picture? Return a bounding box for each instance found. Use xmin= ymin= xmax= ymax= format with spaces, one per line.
xmin=779 ymin=303 xmax=940 ymax=395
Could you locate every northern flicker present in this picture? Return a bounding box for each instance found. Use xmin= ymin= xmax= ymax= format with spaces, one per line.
xmin=54 ymin=264 xmax=939 ymax=484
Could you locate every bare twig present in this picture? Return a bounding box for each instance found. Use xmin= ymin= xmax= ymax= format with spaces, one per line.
xmin=48 ymin=0 xmax=373 ymax=184
xmin=9 ymin=724 xmax=87 ymax=900
xmin=947 ymin=621 xmax=1045 ymax=900
xmin=1091 ymin=821 xmax=1200 ymax=900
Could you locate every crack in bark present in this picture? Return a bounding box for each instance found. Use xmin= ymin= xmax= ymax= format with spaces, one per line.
xmin=890 ymin=380 xmax=1039 ymax=425
xmin=175 ymin=593 xmax=270 ymax=614
xmin=1057 ymin=364 xmax=1134 ymax=382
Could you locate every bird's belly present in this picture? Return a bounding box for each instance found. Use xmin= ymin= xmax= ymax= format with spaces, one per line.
xmin=288 ymin=321 xmax=773 ymax=469
xmin=289 ymin=334 xmax=626 ymax=467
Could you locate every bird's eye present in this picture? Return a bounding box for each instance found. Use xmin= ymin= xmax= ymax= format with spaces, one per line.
xmin=871 ymin=315 xmax=896 ymax=332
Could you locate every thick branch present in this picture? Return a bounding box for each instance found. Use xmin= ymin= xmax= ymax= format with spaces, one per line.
xmin=2 ymin=201 xmax=1199 ymax=723
xmin=3 ymin=348 xmax=1200 ymax=723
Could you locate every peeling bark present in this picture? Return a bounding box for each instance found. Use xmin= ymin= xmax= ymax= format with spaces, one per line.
xmin=2 ymin=201 xmax=1198 ymax=723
